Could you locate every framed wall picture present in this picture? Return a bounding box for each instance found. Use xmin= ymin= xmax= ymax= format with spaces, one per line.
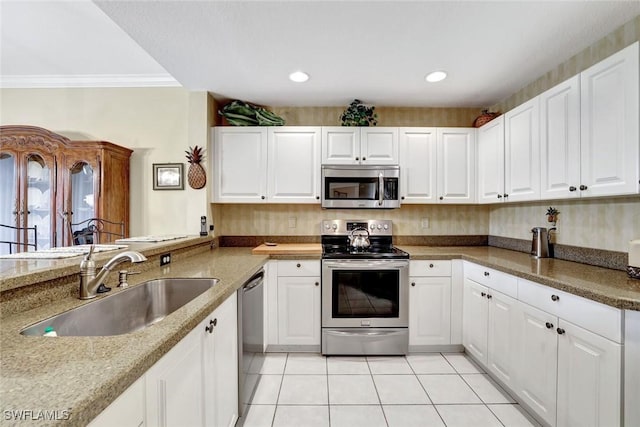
xmin=153 ymin=163 xmax=184 ymax=190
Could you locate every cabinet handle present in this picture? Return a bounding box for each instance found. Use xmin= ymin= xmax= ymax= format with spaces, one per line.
xmin=212 ymin=318 xmax=217 ymax=327
xmin=429 ymin=263 xmax=434 ymax=268
xmin=484 ymin=271 xmax=490 ymax=277
xmin=497 ymin=194 xmax=502 ymax=199
xmin=411 ymin=282 xmax=416 ymax=287
xmin=557 ymin=327 xmax=565 ymax=335
xmin=545 ymin=322 xmax=554 ymax=329
xmin=569 ymin=186 xmax=577 ymax=192
xmin=296 ymin=263 xmax=301 ymax=268
xmin=579 ymin=185 xmax=588 ymax=191
xmin=481 ymin=292 xmax=486 ymax=297
xmin=486 ymin=294 xmax=492 ymax=299
xmin=315 ymin=282 xmax=319 ymax=286
xmin=551 ymin=294 xmax=559 ymax=302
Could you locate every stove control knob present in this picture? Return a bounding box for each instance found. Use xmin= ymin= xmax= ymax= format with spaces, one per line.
xmin=324 ymin=223 xmax=331 ymax=229
xmin=377 ymin=224 xmax=382 ymax=230
xmin=370 ymin=224 xmax=376 ymax=231
xmin=331 ymin=223 xmax=337 ymax=230
xmin=383 ymin=224 xmax=389 ymax=230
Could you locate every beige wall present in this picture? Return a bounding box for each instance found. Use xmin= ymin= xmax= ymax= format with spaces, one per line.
xmin=1 ymin=87 xmax=210 ymax=237
xmin=216 ymin=204 xmax=489 ymax=237
xmin=490 ymin=197 xmax=640 ymax=252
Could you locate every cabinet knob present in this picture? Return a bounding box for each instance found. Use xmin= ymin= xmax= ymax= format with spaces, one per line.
xmin=484 ymin=271 xmax=490 ymax=277
xmin=551 ymin=294 xmax=559 ymax=302
xmin=486 ymin=294 xmax=492 ymax=299
xmin=545 ymin=322 xmax=554 ymax=329
xmin=411 ymin=282 xmax=416 ymax=287
xmin=296 ymin=263 xmax=301 ymax=268
xmin=401 ymin=196 xmax=405 ymax=200
xmin=569 ymin=186 xmax=577 ymax=192
xmin=481 ymin=292 xmax=486 ymax=297
xmin=205 ymin=319 xmax=215 ymax=334
xmin=579 ymin=185 xmax=588 ymax=191
xmin=315 ymin=282 xmax=319 ymax=286
xmin=316 ymin=196 xmax=320 ymax=200
xmin=429 ymin=263 xmax=434 ymax=268
xmin=503 ymin=194 xmax=509 ymax=198
xmin=497 ymin=194 xmax=502 ymax=199
xmin=355 ymin=157 xmax=359 ymax=161
xmin=557 ymin=327 xmax=565 ymax=335
xmin=439 ymin=196 xmax=444 ymax=200
xmin=261 ymin=196 xmax=266 ymax=200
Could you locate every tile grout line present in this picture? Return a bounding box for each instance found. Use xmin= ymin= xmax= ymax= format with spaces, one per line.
xmin=270 ymin=353 xmax=289 ymax=427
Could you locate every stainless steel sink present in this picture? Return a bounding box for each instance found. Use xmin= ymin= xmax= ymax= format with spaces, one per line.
xmin=21 ymin=278 xmax=219 ymax=337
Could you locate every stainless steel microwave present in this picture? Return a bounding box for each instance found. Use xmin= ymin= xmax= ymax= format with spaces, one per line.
xmin=321 ymin=165 xmax=400 ymax=209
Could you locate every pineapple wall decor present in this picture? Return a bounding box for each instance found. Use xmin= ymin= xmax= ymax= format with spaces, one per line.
xmin=185 ymin=145 xmax=206 ymax=189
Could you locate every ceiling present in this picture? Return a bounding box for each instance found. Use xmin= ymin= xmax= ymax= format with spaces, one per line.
xmin=2 ymin=1 xmax=639 ymax=108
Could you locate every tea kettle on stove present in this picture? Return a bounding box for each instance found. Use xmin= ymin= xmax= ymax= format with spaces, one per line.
xmin=531 ymin=227 xmax=556 ymax=258
xmin=349 ymin=227 xmax=371 ymax=250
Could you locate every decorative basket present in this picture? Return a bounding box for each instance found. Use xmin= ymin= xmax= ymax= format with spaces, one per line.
xmin=473 ymin=110 xmax=501 ymax=128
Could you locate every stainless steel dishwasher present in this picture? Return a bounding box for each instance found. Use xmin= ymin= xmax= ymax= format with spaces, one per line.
xmin=237 ymin=268 xmax=264 ymax=417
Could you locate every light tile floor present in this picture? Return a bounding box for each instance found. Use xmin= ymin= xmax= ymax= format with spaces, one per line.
xmin=239 ymin=352 xmax=541 ymax=427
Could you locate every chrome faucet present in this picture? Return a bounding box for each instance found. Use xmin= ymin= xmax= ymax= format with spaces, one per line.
xmin=79 ymin=246 xmax=147 ymax=299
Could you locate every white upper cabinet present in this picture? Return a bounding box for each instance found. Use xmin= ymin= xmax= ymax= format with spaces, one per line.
xmin=267 ymin=127 xmax=321 ymax=203
xmin=322 ymin=127 xmax=398 ymax=165
xmin=504 ymin=97 xmax=540 ymax=202
xmin=321 ymin=127 xmax=360 ymax=164
xmin=360 ymin=127 xmax=399 ymax=164
xmin=477 ymin=116 xmax=506 ymax=203
xmin=213 ymin=127 xmax=268 ymax=202
xmin=437 ymin=128 xmax=476 ymax=203
xmin=580 ymin=41 xmax=639 ymax=197
xmin=399 ymin=127 xmax=437 ymax=203
xmin=540 ymin=75 xmax=581 ymax=200
xmin=399 ymin=127 xmax=475 ymax=204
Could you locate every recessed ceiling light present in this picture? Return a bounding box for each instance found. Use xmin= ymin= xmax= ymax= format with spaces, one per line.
xmin=289 ymin=71 xmax=310 ymax=83
xmin=425 ymin=71 xmax=447 ymax=83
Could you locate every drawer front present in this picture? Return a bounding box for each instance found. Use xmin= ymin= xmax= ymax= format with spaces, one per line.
xmin=278 ymin=260 xmax=321 ymax=276
xmin=518 ymin=278 xmax=622 ymax=343
xmin=463 ymin=262 xmax=517 ymax=298
xmin=410 ymin=260 xmax=452 ymax=277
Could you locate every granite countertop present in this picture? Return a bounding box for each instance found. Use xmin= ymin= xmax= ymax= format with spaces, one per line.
xmin=2 ymin=242 xmax=640 ymax=426
xmin=400 ymin=245 xmax=640 ymax=311
xmin=0 ymin=246 xmax=268 ymax=427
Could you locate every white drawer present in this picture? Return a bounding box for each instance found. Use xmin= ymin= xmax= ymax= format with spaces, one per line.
xmin=410 ymin=260 xmax=452 ymax=277
xmin=277 ymin=260 xmax=320 ymax=276
xmin=463 ymin=262 xmax=517 ymax=298
xmin=518 ymin=278 xmax=622 ymax=343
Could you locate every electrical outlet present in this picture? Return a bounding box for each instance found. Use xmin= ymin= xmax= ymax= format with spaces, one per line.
xmin=209 ymin=225 xmax=214 ymax=231
xmin=421 ymin=218 xmax=430 ymax=229
xmin=160 ymin=253 xmax=171 ymax=266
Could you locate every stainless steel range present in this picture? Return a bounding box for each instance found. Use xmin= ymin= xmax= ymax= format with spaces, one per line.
xmin=321 ymin=219 xmax=409 ymax=355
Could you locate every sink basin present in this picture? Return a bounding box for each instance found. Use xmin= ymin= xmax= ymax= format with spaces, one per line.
xmin=21 ymin=278 xmax=219 ymax=337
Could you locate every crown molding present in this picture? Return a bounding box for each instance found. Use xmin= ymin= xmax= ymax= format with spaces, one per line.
xmin=0 ymin=74 xmax=181 ymax=88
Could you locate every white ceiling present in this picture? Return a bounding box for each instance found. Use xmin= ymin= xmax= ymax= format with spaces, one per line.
xmin=2 ymin=1 xmax=639 ymax=108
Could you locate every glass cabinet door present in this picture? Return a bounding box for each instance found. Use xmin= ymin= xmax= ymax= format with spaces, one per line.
xmin=25 ymin=154 xmax=54 ymax=251
xmin=0 ymin=152 xmax=18 ymax=255
xmin=69 ymin=161 xmax=96 ymax=239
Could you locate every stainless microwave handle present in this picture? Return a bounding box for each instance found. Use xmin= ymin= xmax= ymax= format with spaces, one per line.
xmin=323 ymin=260 xmax=409 ymax=269
xmin=378 ymin=172 xmax=384 ymax=206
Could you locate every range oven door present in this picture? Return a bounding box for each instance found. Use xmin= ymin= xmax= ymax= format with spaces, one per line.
xmin=322 ymin=259 xmax=409 ymax=328
xmin=321 ymin=165 xmax=400 ymax=209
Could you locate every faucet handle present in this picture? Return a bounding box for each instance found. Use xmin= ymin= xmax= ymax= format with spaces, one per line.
xmin=118 ymin=270 xmax=140 ymax=288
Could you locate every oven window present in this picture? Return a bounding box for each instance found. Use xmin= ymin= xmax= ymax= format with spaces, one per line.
xmin=326 ymin=178 xmax=378 ymax=200
xmin=331 ymin=270 xmax=399 ymax=318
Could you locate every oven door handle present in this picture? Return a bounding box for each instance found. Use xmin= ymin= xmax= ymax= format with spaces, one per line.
xmin=324 ymin=329 xmax=405 ymax=337
xmin=323 ymin=260 xmax=409 ymax=269
xmin=378 ymin=172 xmax=384 ymax=206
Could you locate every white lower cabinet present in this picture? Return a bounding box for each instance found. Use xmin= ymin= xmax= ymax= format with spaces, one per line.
xmin=409 ymin=260 xmax=452 ymax=346
xmin=89 ymin=377 xmax=145 ymax=427
xmin=275 ymin=260 xmax=321 ymax=347
xmin=462 ymin=278 xmax=489 ymax=364
xmin=145 ymin=293 xmax=238 ymax=427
